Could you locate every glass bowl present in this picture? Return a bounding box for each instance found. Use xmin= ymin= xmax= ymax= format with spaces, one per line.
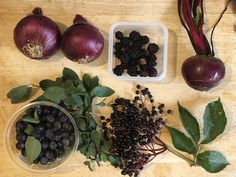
xmin=4 ymin=101 xmax=79 ymax=174
xmin=108 ymin=21 xmax=168 ymax=82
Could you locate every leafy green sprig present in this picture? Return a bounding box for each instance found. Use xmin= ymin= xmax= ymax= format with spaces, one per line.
xmin=7 ymin=67 xmax=120 ymax=170
xmin=166 ymin=99 xmax=229 ymax=173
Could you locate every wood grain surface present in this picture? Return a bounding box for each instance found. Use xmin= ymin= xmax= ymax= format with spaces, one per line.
xmin=0 ymin=0 xmax=236 ymax=177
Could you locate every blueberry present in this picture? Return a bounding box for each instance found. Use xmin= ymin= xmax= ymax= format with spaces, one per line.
xmin=55 ymin=149 xmax=64 ymax=158
xmin=35 ymin=124 xmax=45 ymax=132
xmin=15 ymin=121 xmax=27 ymax=131
xmin=62 ymin=123 xmax=70 ymax=130
xmin=59 ymin=114 xmax=68 ymax=123
xmin=49 ymin=141 xmax=58 ymax=150
xmin=48 ymin=156 xmax=56 ymax=162
xmin=40 ymin=156 xmax=48 ymax=165
xmin=45 ymin=150 xmax=54 ymax=159
xmin=57 ymin=142 xmax=64 ymax=148
xmin=69 ymin=135 xmax=75 ymax=144
xmin=42 ymin=141 xmax=49 ymax=150
xmin=45 ymin=122 xmax=52 ymax=129
xmin=42 ymin=106 xmax=51 ymax=115
xmin=53 ymin=121 xmax=61 ymax=130
xmin=62 ymin=132 xmax=69 ymax=138
xmin=51 ymin=108 xmax=59 ymax=116
xmin=62 ymin=138 xmax=70 ymax=146
xmin=16 ymin=132 xmax=26 ymax=142
xmin=46 ymin=114 xmax=55 ymax=123
xmin=16 ymin=142 xmax=25 ymax=150
xmin=55 ymin=133 xmax=63 ymax=142
xmin=45 ymin=129 xmax=55 ymax=140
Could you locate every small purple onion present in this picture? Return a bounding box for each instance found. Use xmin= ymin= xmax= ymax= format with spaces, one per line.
xmin=14 ymin=7 xmax=61 ymax=60
xmin=182 ymin=55 xmax=225 ymax=91
xmin=60 ymin=14 xmax=104 ymax=64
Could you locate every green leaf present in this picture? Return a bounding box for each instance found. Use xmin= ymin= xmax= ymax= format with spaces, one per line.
xmin=197 ymin=151 xmax=229 ymax=173
xmin=21 ymin=115 xmax=40 ymax=124
xmin=34 ymin=109 xmax=39 ymax=120
xmin=25 ymin=136 xmax=41 ymax=164
xmin=80 ymin=144 xmax=88 ymax=155
xmin=54 ymin=77 xmax=64 ymax=87
xmin=178 ymin=102 xmax=200 ymax=143
xmin=24 ymin=124 xmax=35 ymax=135
xmin=33 ymin=95 xmax=50 ymax=102
xmin=167 ymin=126 xmax=197 ymax=154
xmin=90 ymin=86 xmax=115 ymax=98
xmin=77 ymin=118 xmax=86 ymax=131
xmin=108 ymin=155 xmax=121 ymax=166
xmin=100 ymin=152 xmax=108 ymax=162
xmin=91 ymin=130 xmax=101 ymax=148
xmin=63 ymin=146 xmax=72 ymax=157
xmin=202 ymin=98 xmax=227 ymax=144
xmin=101 ymin=140 xmax=112 ymax=152
xmin=90 ymin=76 xmax=99 ymax=90
xmin=7 ymin=85 xmax=32 ymax=104
xmin=71 ymin=94 xmax=84 ymax=106
xmin=43 ymin=87 xmax=66 ymax=104
xmin=39 ymin=79 xmax=54 ymax=91
xmin=87 ymin=143 xmax=96 ymax=157
xmin=63 ymin=67 xmax=79 ymax=80
xmin=83 ymin=74 xmax=92 ymax=91
xmin=88 ymin=116 xmax=97 ymax=129
xmin=84 ymin=95 xmax=91 ymax=107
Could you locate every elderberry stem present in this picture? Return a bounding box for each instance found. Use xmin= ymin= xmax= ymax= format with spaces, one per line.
xmin=166 ymin=145 xmax=195 ymax=166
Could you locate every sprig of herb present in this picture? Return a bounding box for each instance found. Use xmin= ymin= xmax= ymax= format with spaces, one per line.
xmin=7 ymin=67 xmax=117 ymax=170
xmin=166 ymin=98 xmax=229 ymax=173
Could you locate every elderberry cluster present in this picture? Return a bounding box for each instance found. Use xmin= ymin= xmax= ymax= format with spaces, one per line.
xmin=100 ymin=85 xmax=171 ymax=177
xmin=113 ymin=31 xmax=159 ymax=77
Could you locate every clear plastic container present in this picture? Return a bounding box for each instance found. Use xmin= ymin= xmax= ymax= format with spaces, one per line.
xmin=4 ymin=101 xmax=79 ymax=174
xmin=108 ymin=22 xmax=168 ymax=82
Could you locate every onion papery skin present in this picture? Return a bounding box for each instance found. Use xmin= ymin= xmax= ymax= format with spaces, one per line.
xmin=14 ymin=8 xmax=61 ymax=60
xmin=181 ymin=55 xmax=225 ymax=91
xmin=60 ymin=15 xmax=104 ymax=64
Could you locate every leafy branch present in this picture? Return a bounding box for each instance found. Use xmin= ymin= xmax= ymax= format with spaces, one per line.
xmin=7 ymin=67 xmax=119 ymax=170
xmin=166 ymin=99 xmax=229 ymax=173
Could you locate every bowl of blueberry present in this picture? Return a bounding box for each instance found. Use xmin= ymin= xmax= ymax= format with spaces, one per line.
xmin=109 ymin=22 xmax=168 ymax=82
xmin=4 ymin=101 xmax=79 ymax=173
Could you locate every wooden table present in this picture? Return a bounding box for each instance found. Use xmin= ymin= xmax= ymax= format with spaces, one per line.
xmin=0 ymin=0 xmax=236 ymax=176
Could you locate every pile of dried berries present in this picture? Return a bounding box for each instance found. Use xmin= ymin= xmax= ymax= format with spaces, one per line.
xmin=113 ymin=31 xmax=159 ymax=77
xmin=100 ymin=85 xmax=171 ymax=176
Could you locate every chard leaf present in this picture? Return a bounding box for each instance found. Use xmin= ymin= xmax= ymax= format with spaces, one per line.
xmin=7 ymin=85 xmax=32 ymax=104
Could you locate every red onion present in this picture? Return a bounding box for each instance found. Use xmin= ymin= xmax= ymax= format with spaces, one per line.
xmin=14 ymin=7 xmax=61 ymax=60
xmin=61 ymin=15 xmax=104 ymax=63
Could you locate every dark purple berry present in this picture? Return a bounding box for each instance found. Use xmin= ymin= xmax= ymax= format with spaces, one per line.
xmin=62 ymin=138 xmax=70 ymax=146
xmin=16 ymin=132 xmax=26 ymax=142
xmin=16 ymin=142 xmax=25 ymax=150
xmin=147 ymin=43 xmax=159 ymax=54
xmin=53 ymin=121 xmax=61 ymax=130
xmin=115 ymin=31 xmax=124 ymax=40
xmin=113 ymin=65 xmax=124 ymax=76
xmin=49 ymin=141 xmax=58 ymax=150
xmin=40 ymin=156 xmax=48 ymax=165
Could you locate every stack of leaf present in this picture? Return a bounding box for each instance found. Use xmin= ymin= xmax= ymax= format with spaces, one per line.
xmin=7 ymin=67 xmax=121 ymax=170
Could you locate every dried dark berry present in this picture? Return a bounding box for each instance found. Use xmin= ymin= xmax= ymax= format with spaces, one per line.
xmin=135 ymin=90 xmax=140 ymax=94
xmin=159 ymin=110 xmax=163 ymax=114
xmin=127 ymin=66 xmax=138 ymax=76
xmin=120 ymin=53 xmax=130 ymax=64
xmin=114 ymin=42 xmax=123 ymax=50
xmin=115 ymin=31 xmax=124 ymax=40
xmin=141 ymin=35 xmax=149 ymax=44
xmin=136 ymin=85 xmax=141 ymax=89
xmin=113 ymin=65 xmax=124 ymax=76
xmin=114 ymin=50 xmax=123 ymax=59
xmin=129 ymin=31 xmax=141 ymax=41
xmin=149 ymin=68 xmax=158 ymax=77
xmin=100 ymin=116 xmax=105 ymax=120
xmin=150 ymin=99 xmax=154 ymax=103
xmin=121 ymin=37 xmax=131 ymax=47
xmin=147 ymin=43 xmax=159 ymax=54
xmin=139 ymin=68 xmax=149 ymax=77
